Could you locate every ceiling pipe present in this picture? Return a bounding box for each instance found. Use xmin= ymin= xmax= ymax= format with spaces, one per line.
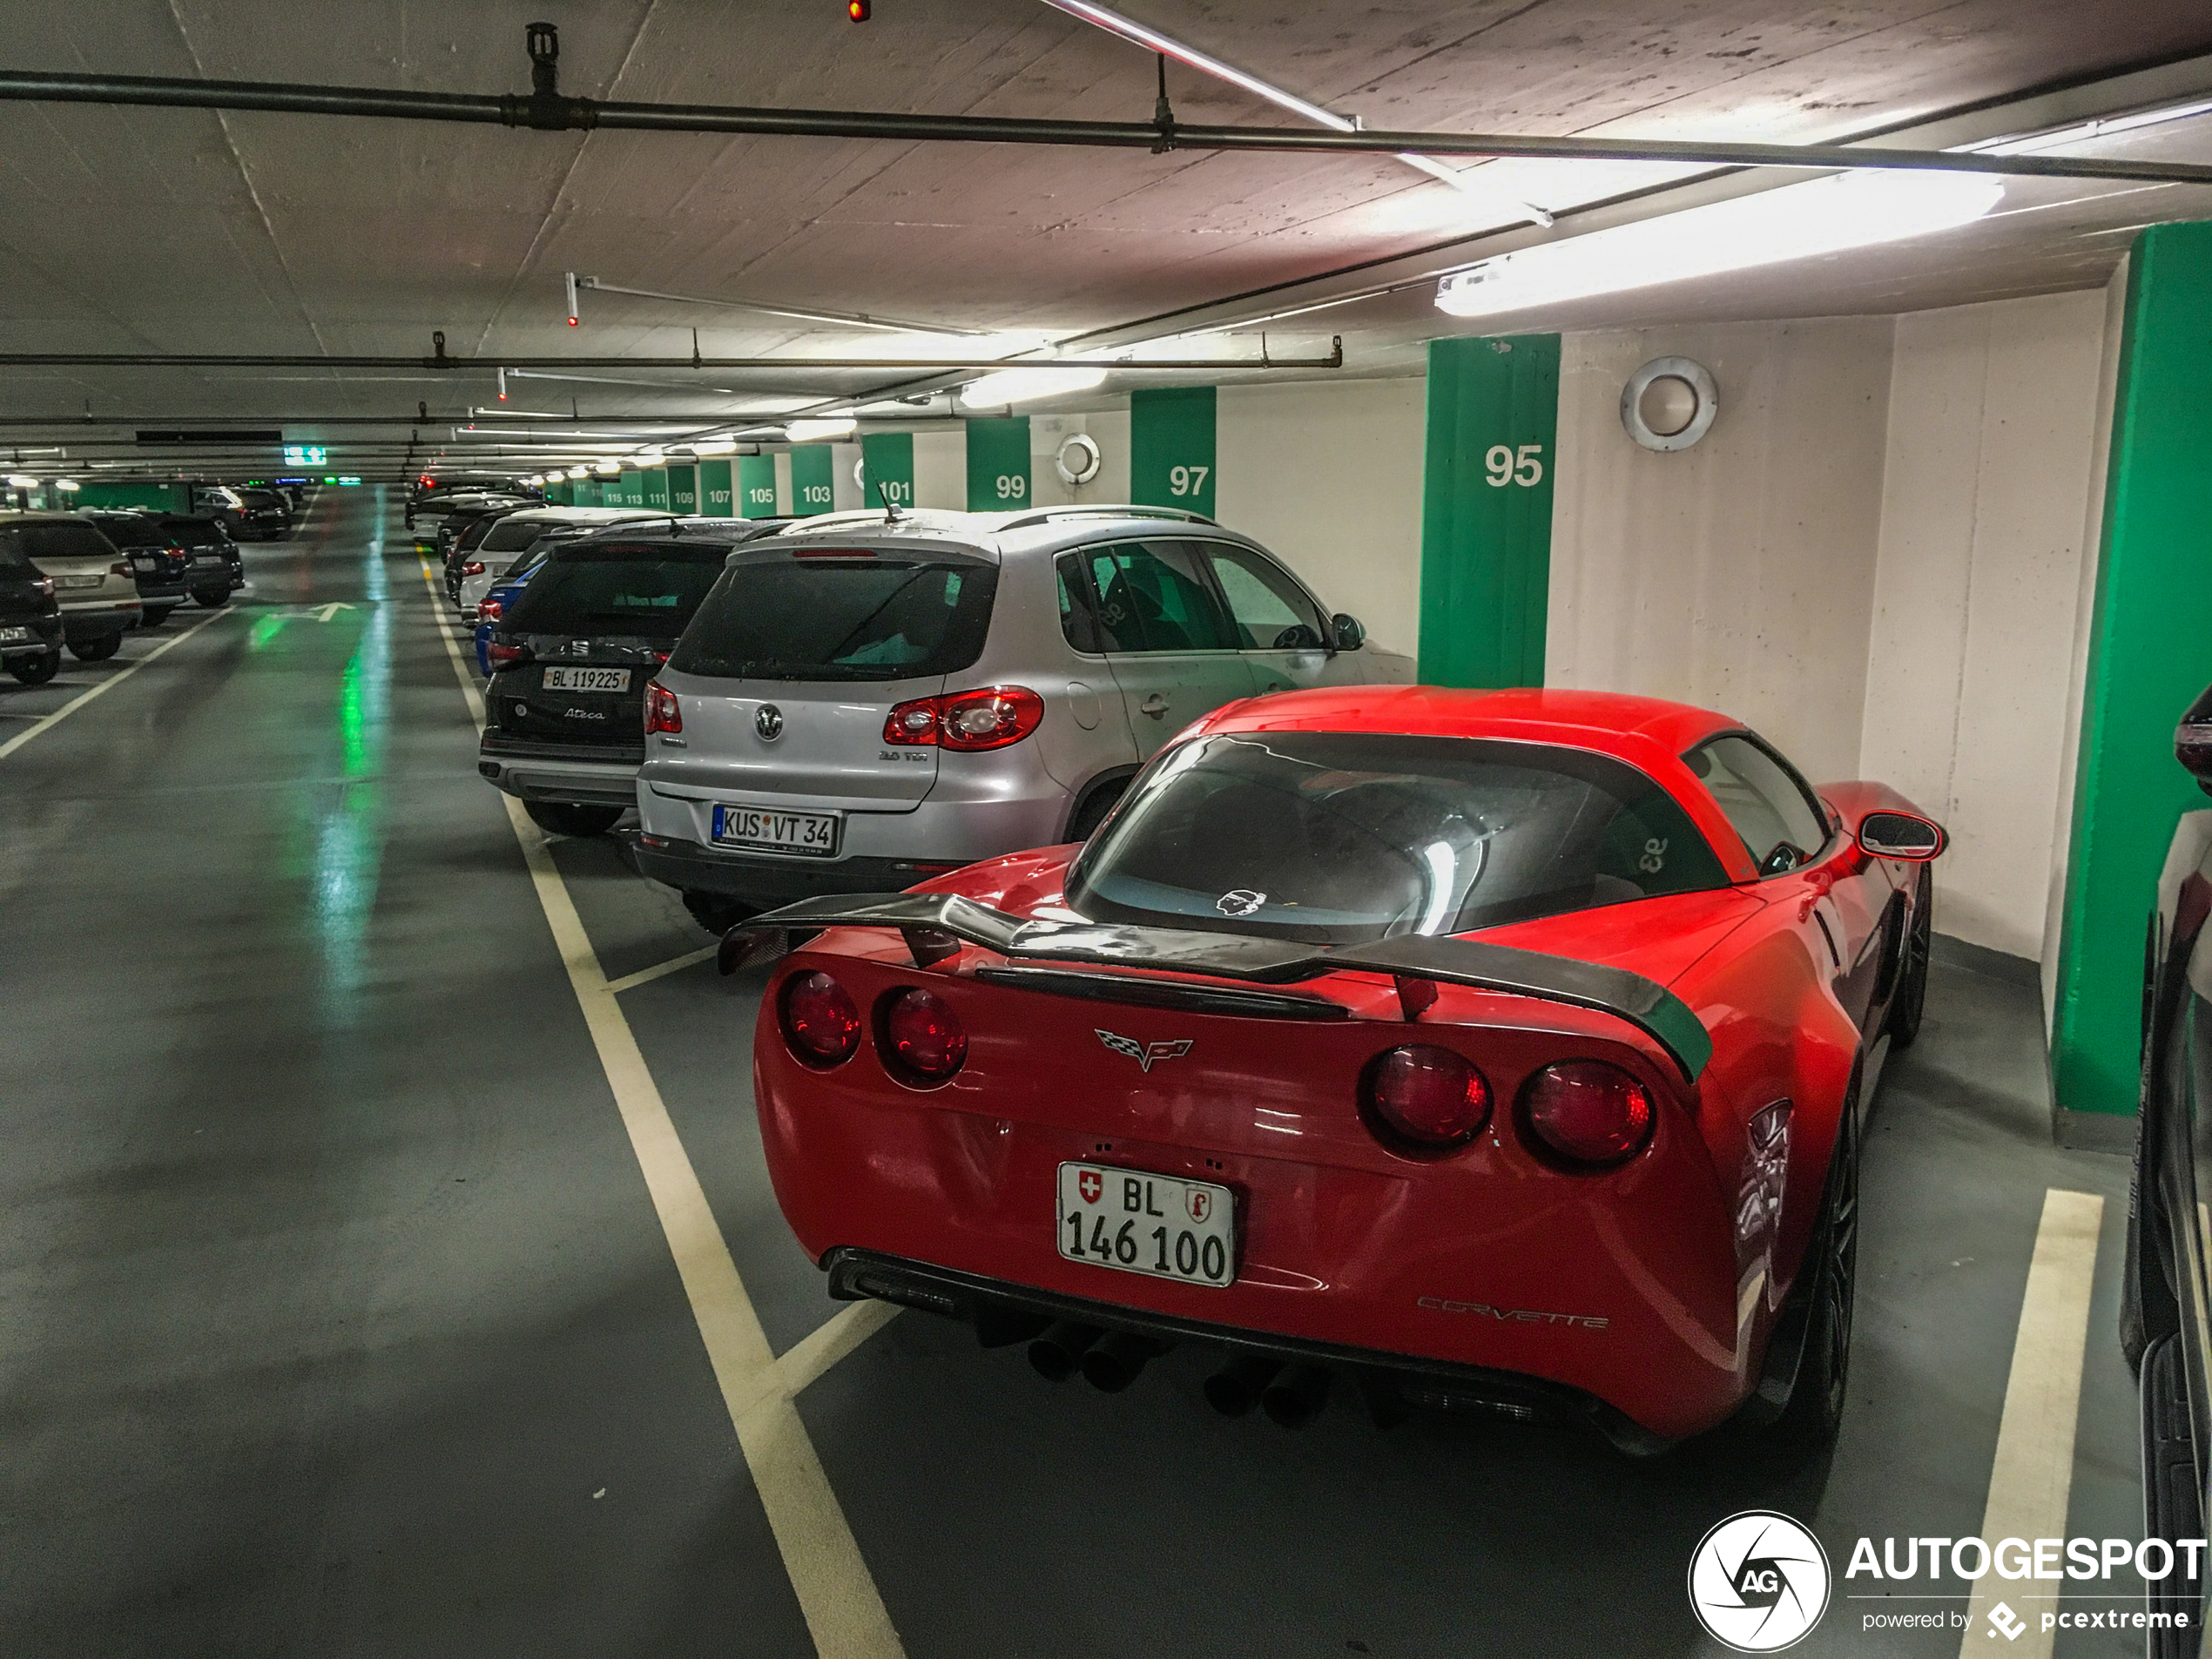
xmin=1039 ymin=0 xmax=1553 ymax=226
xmin=0 ymin=52 xmax=2208 ymax=187
xmin=571 ymin=275 xmax=998 ymax=338
xmin=0 ymin=342 xmax=1340 ymax=372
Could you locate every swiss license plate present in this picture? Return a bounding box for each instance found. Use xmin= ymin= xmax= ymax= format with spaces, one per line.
xmin=1057 ymin=1163 xmax=1236 ymax=1288
xmin=543 ymin=665 xmax=630 ymax=693
xmin=712 ymin=803 xmax=841 ymax=857
xmin=0 ymin=625 xmax=30 ymax=643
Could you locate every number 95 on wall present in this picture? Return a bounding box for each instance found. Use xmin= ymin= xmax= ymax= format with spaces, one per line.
xmin=1485 ymin=443 xmax=1545 ymax=487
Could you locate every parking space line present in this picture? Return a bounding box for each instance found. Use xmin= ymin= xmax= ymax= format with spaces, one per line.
xmin=0 ymin=608 xmax=234 ymax=763
xmin=1957 ymin=1188 xmax=2105 ymax=1657
xmin=607 ymin=945 xmax=718 ymax=994
xmin=416 ymin=557 xmax=906 ymax=1659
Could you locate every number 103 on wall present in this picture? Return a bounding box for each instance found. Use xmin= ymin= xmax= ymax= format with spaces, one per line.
xmin=1485 ymin=443 xmax=1545 ymax=487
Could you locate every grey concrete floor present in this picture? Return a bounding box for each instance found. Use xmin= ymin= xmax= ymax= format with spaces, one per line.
xmin=0 ymin=489 xmax=2151 ymax=1657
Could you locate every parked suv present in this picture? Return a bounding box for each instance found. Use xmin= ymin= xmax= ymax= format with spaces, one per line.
xmin=165 ymin=516 xmax=246 ymax=605
xmin=476 ymin=520 xmax=788 ymax=837
xmin=191 ymin=485 xmax=287 ymax=543
xmin=631 ymin=506 xmax=1411 ymax=930
xmin=454 ymin=507 xmax=665 ymax=620
xmin=0 ymin=514 xmax=141 ymax=660
xmin=84 ymin=510 xmax=192 ymax=625
xmin=0 ymin=535 xmax=64 ymax=684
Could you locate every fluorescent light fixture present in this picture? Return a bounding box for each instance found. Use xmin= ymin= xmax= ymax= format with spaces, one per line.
xmin=1043 ymin=0 xmax=1549 ymax=228
xmin=960 ymin=365 xmax=1109 ymax=408
xmin=1435 ymin=170 xmax=2003 ymax=319
xmin=786 ymin=416 xmax=857 ymax=442
xmin=565 ymin=466 xmax=591 ymax=479
xmin=594 ymin=461 xmax=622 ymax=475
xmin=689 ymin=437 xmax=738 ymax=455
xmin=7 ymin=475 xmax=37 ymax=488
xmin=631 ymin=447 xmax=666 ymax=465
xmin=52 ymin=478 xmax=80 ymax=491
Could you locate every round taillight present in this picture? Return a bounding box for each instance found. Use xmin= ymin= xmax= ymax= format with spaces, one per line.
xmin=1521 ymin=1061 xmax=1656 ymax=1166
xmin=781 ymin=971 xmax=860 ymax=1067
xmin=1364 ymin=1044 xmax=1490 ymax=1150
xmin=882 ymin=987 xmax=967 ymax=1083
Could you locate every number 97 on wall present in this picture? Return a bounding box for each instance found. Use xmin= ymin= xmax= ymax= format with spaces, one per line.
xmin=1485 ymin=443 xmax=1545 ymax=487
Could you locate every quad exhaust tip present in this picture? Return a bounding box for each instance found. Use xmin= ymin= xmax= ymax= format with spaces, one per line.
xmin=1261 ymin=1363 xmax=1332 ymax=1429
xmin=1202 ymin=1353 xmax=1282 ymax=1417
xmin=1027 ymin=1319 xmax=1103 ymax=1382
xmin=1079 ymin=1331 xmax=1165 ymax=1393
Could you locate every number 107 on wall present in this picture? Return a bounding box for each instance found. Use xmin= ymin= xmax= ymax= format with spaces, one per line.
xmin=1485 ymin=443 xmax=1545 ymax=487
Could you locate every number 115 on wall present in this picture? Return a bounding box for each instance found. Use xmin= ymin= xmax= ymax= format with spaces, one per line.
xmin=1485 ymin=443 xmax=1545 ymax=487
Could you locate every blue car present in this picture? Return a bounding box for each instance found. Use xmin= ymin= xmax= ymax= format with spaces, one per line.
xmin=473 ymin=544 xmax=556 ymax=674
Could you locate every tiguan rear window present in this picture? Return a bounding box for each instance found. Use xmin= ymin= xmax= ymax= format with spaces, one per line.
xmin=503 ymin=543 xmax=730 ymax=637
xmin=671 ymin=550 xmax=997 ymax=681
xmin=1069 ymin=732 xmax=1729 ymax=944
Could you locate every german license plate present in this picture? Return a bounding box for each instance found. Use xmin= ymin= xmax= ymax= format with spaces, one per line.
xmin=0 ymin=625 xmax=30 ymax=643
xmin=543 ymin=665 xmax=630 ymax=693
xmin=712 ymin=803 xmax=841 ymax=857
xmin=1057 ymin=1163 xmax=1236 ymax=1288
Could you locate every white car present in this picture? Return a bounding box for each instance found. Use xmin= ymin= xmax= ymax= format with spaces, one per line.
xmin=0 ymin=513 xmax=142 ymax=661
xmin=455 ymin=508 xmax=667 ymax=621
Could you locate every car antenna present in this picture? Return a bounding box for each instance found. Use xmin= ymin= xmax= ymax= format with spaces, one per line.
xmin=875 ymin=479 xmax=906 ymax=523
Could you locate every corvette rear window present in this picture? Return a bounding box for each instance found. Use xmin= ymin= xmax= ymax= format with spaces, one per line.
xmin=671 ymin=552 xmax=996 ymax=681
xmin=1069 ymin=732 xmax=1729 ymax=944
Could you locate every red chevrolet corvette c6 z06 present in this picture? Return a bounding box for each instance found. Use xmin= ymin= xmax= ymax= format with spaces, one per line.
xmin=722 ymin=687 xmax=1947 ymax=1453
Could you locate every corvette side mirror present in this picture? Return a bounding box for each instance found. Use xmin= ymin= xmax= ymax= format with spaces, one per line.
xmin=1858 ymin=810 xmax=1946 ymax=861
xmin=1331 ymin=612 xmax=1366 ymax=651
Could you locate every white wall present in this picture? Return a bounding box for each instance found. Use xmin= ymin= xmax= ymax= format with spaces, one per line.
xmin=1547 ymin=319 xmax=1896 ymax=783
xmin=1215 ymin=379 xmax=1427 ymax=658
xmin=2043 ymin=266 xmax=2128 ymax=1018
xmin=1859 ymin=289 xmax=2109 ymax=961
xmin=914 ymin=429 xmax=964 ymax=510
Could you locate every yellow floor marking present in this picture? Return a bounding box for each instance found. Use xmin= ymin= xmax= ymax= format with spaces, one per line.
xmin=419 ymin=556 xmax=905 ymax=1659
xmin=0 ymin=608 xmax=234 ymax=763
xmin=607 ymin=945 xmax=718 ymax=994
xmin=1957 ymin=1187 xmax=2105 ymax=1658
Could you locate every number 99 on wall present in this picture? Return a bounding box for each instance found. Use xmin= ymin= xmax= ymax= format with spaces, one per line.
xmin=995 ymin=473 xmax=1027 ymax=501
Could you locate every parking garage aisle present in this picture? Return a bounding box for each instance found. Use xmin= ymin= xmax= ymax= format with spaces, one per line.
xmin=0 ymin=489 xmax=809 ymax=1656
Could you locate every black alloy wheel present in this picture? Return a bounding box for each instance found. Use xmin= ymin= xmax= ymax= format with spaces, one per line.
xmin=1765 ymin=1067 xmax=1862 ymax=1453
xmin=192 ymin=588 xmax=229 ymax=608
xmin=523 ymin=800 xmax=624 ymax=838
xmin=142 ymin=605 xmax=175 ymax=628
xmin=68 ymin=633 xmax=122 ymax=664
xmin=6 ymin=650 xmax=61 ymax=685
xmin=1887 ymin=867 xmax=1933 ymax=1049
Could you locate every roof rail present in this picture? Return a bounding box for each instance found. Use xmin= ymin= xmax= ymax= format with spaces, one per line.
xmin=997 ymin=505 xmax=1218 ymax=530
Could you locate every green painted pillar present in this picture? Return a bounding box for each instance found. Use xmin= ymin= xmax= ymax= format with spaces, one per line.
xmin=791 ymin=445 xmax=836 ymax=516
xmin=698 ymin=458 xmax=734 ymax=517
xmin=616 ymin=469 xmax=644 ymax=509
xmin=576 ymin=478 xmax=603 ymax=507
xmin=1417 ymin=334 xmax=1560 ymax=689
xmin=544 ymin=480 xmax=571 ymax=506
xmin=643 ymin=468 xmax=671 ymax=511
xmin=967 ymin=416 xmax=1030 ymax=509
xmin=1130 ymin=386 xmax=1216 ymax=516
xmin=665 ymin=463 xmax=697 ymax=515
xmin=738 ymin=454 xmax=778 ymax=518
xmin=2052 ymin=223 xmax=2212 ymax=1125
xmin=860 ymin=433 xmax=914 ymax=510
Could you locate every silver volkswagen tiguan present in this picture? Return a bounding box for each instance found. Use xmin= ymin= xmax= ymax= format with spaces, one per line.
xmin=631 ymin=506 xmax=1413 ymax=929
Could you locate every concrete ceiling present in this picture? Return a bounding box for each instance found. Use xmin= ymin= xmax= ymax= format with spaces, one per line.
xmin=4 ymin=0 xmax=2212 ymax=475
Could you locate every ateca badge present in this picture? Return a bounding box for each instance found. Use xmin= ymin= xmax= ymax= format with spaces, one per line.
xmin=1688 ymin=1511 xmax=1831 ymax=1652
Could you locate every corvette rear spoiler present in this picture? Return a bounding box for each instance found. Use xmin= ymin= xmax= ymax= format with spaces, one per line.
xmin=720 ymin=892 xmax=1712 ymax=1083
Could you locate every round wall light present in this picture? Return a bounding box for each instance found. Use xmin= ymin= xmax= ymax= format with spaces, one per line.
xmin=1620 ymin=357 xmax=1718 ymax=452
xmin=1055 ymin=431 xmax=1102 ymax=487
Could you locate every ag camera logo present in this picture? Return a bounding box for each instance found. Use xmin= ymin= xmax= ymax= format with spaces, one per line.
xmin=1689 ymin=1510 xmax=1831 ymax=1652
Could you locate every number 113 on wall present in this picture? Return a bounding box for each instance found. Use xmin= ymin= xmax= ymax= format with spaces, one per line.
xmin=1486 ymin=443 xmax=1545 ymax=487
